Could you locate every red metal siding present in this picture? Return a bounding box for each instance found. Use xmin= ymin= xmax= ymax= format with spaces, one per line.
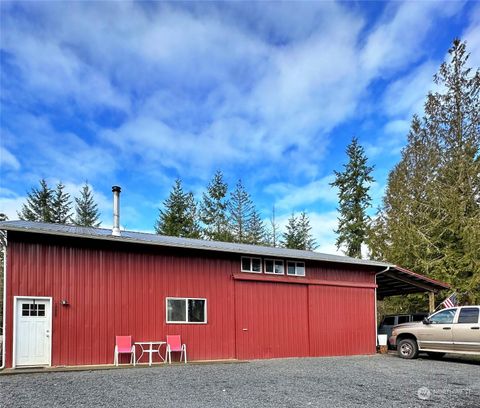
xmin=235 ymin=281 xmax=309 ymax=360
xmin=4 ymin=233 xmax=377 ymax=367
xmin=308 ymin=285 xmax=376 ymax=356
xmin=5 ymin=240 xmax=237 ymax=367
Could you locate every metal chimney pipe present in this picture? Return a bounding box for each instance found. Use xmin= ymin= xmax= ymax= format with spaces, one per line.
xmin=112 ymin=186 xmax=121 ymax=236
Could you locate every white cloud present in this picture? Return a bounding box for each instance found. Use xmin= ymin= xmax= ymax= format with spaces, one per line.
xmin=383 ymin=119 xmax=411 ymax=136
xmin=266 ymin=176 xmax=337 ymax=211
xmin=0 ymin=191 xmax=25 ymax=220
xmin=2 ymin=27 xmax=129 ymax=111
xmin=361 ymin=1 xmax=462 ymax=76
xmin=3 ymin=113 xmax=117 ymax=183
xmin=0 ymin=1 xmax=470 ymax=231
xmin=308 ymin=211 xmax=341 ymax=255
xmin=463 ymin=3 xmax=480 ymax=68
xmin=0 ymin=146 xmax=20 ymax=171
xmin=382 ymin=61 xmax=438 ymax=118
xmin=363 ymin=120 xmax=410 ymax=159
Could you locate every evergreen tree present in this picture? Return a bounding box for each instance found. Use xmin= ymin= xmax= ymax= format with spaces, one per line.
xmin=51 ymin=182 xmax=72 ymax=224
xmin=18 ymin=179 xmax=54 ymax=222
xmin=228 ymin=180 xmax=254 ymax=243
xmin=281 ymin=212 xmax=317 ymax=250
xmin=155 ymin=179 xmax=201 ymax=238
xmin=298 ymin=211 xmax=317 ymax=251
xmin=370 ymin=39 xmax=480 ymax=304
xmin=266 ymin=205 xmax=281 ymax=247
xmin=185 ymin=191 xmax=202 ymax=239
xmin=200 ymin=171 xmax=232 ymax=242
xmin=74 ymin=183 xmax=101 ymax=227
xmin=281 ymin=213 xmax=302 ymax=249
xmin=246 ymin=208 xmax=266 ymax=245
xmin=425 ymin=39 xmax=480 ymax=302
xmin=330 ymin=137 xmax=374 ymax=258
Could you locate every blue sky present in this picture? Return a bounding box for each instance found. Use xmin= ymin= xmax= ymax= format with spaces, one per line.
xmin=1 ymin=1 xmax=479 ymax=254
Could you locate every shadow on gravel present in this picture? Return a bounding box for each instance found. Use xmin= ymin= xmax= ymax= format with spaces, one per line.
xmin=387 ymin=351 xmax=480 ymax=366
xmin=425 ymin=355 xmax=480 ymax=366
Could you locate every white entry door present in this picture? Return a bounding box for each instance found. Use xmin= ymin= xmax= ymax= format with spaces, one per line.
xmin=15 ymin=297 xmax=52 ymax=367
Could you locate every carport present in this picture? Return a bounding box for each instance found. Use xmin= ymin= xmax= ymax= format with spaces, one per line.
xmin=376 ymin=265 xmax=451 ymax=312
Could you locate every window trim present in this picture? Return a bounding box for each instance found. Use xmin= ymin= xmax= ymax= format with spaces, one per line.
xmin=286 ymin=261 xmax=306 ymax=277
xmin=241 ymin=256 xmax=262 ymax=274
xmin=166 ymin=297 xmax=208 ymax=324
xmin=264 ymin=259 xmax=285 ymax=275
xmin=429 ymin=308 xmax=457 ymax=324
xmin=457 ymin=307 xmax=479 ymax=324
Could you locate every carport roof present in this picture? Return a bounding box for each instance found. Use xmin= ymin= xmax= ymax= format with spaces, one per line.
xmin=0 ymin=220 xmax=450 ymax=296
xmin=376 ymin=265 xmax=450 ymax=299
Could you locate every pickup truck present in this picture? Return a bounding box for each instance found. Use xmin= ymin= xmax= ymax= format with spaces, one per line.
xmin=389 ymin=306 xmax=480 ymax=359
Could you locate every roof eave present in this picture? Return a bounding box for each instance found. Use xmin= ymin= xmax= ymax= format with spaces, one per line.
xmin=0 ymin=223 xmax=392 ymax=269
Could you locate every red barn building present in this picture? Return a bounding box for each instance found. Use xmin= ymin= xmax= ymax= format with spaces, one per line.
xmin=0 ymin=215 xmax=448 ymax=369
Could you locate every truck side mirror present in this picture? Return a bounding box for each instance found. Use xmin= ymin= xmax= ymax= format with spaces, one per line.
xmin=423 ymin=317 xmax=431 ymax=325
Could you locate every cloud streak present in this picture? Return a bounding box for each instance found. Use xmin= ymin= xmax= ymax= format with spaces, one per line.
xmin=0 ymin=1 xmax=472 ymax=253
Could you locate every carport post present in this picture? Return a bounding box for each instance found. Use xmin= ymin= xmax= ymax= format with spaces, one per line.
xmin=428 ymin=292 xmax=435 ymax=313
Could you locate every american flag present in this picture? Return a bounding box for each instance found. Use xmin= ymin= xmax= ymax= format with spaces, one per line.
xmin=443 ymin=293 xmax=458 ymax=308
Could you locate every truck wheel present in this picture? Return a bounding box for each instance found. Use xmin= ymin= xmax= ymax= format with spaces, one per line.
xmin=398 ymin=338 xmax=419 ymax=359
xmin=426 ymin=352 xmax=445 ymax=359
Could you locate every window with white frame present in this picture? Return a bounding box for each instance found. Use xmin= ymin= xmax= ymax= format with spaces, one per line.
xmin=264 ymin=259 xmax=284 ymax=275
xmin=166 ymin=298 xmax=207 ymax=324
xmin=287 ymin=261 xmax=305 ymax=276
xmin=241 ymin=257 xmax=262 ymax=273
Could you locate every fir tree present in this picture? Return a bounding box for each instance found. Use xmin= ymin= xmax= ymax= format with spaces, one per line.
xmin=74 ymin=183 xmax=101 ymax=227
xmin=425 ymin=39 xmax=480 ymax=301
xmin=281 ymin=213 xmax=302 ymax=249
xmin=246 ymin=208 xmax=266 ymax=245
xmin=200 ymin=171 xmax=232 ymax=242
xmin=370 ymin=39 xmax=480 ymax=304
xmin=155 ymin=179 xmax=201 ymax=238
xmin=266 ymin=205 xmax=281 ymax=247
xmin=184 ymin=191 xmax=202 ymax=239
xmin=298 ymin=211 xmax=317 ymax=251
xmin=228 ymin=180 xmax=254 ymax=243
xmin=330 ymin=137 xmax=374 ymax=258
xmin=281 ymin=212 xmax=316 ymax=250
xmin=51 ymin=182 xmax=72 ymax=224
xmin=18 ymin=179 xmax=54 ymax=222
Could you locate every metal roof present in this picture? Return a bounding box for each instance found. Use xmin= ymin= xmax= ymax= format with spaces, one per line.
xmin=376 ymin=265 xmax=450 ymax=298
xmin=0 ymin=220 xmax=451 ymax=295
xmin=0 ymin=220 xmax=392 ymax=268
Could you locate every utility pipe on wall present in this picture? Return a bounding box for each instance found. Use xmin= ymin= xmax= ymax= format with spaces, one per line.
xmin=1 ymin=233 xmax=7 ymax=370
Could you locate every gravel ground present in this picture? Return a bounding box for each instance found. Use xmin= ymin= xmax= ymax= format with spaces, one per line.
xmin=1 ymin=353 xmax=479 ymax=408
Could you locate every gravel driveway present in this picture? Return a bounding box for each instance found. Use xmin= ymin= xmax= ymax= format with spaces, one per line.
xmin=1 ymin=354 xmax=479 ymax=407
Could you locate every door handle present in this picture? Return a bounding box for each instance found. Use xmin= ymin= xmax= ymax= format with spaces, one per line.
xmin=442 ymin=327 xmax=451 ymax=330
xmin=471 ymin=327 xmax=479 ymax=330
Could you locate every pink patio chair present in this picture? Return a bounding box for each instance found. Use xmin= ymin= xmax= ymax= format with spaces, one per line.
xmin=166 ymin=335 xmax=187 ymax=364
xmin=114 ymin=336 xmax=136 ymax=366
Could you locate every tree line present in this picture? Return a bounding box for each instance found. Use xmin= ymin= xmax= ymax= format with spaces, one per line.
xmin=154 ymin=173 xmax=317 ymax=250
xmin=15 ymin=173 xmax=317 ymax=250
xmin=368 ymin=39 xmax=480 ymax=305
xmin=332 ymin=39 xmax=479 ymax=306
xmin=18 ymin=180 xmax=101 ymax=227
xmin=8 ymin=39 xmax=479 ymax=305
